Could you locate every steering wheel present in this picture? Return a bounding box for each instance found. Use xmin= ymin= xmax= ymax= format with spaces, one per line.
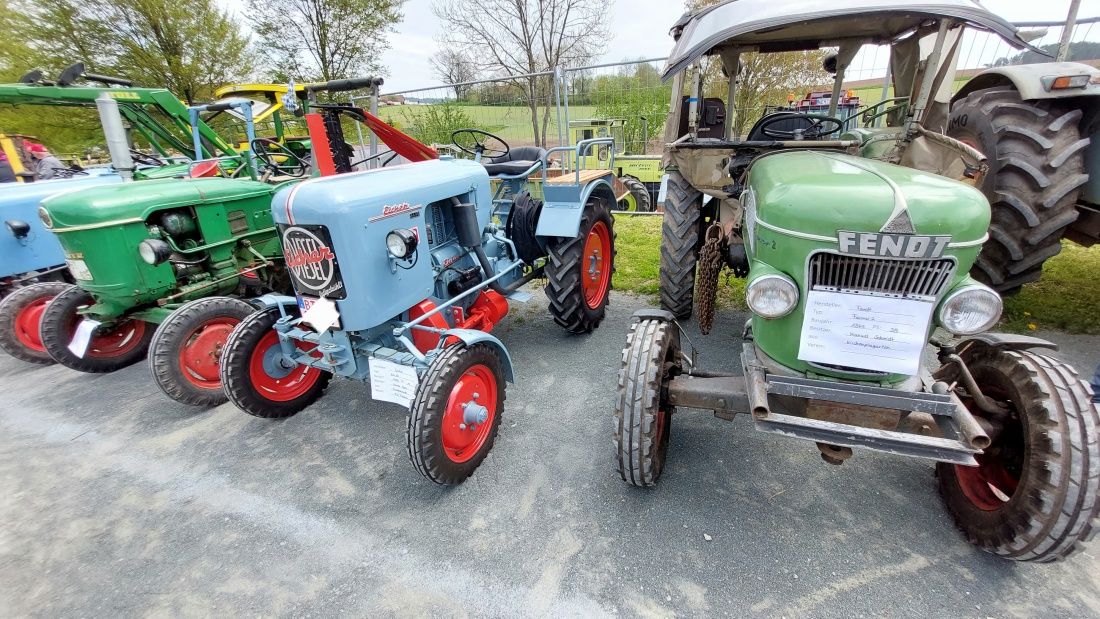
xmin=129 ymin=148 xmax=165 ymax=166
xmin=759 ymin=114 xmax=844 ymax=140
xmin=451 ymin=129 xmax=509 ymax=159
xmin=250 ymin=138 xmax=309 ymax=178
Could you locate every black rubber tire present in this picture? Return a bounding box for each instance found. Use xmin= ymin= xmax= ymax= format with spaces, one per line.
xmin=0 ymin=282 xmax=69 ymax=364
xmin=149 ymin=297 xmax=256 ymax=406
xmin=545 ymin=194 xmax=616 ymax=334
xmin=615 ymin=318 xmax=680 ymax=488
xmin=947 ymin=86 xmax=1090 ymax=295
xmin=620 ymin=176 xmax=653 ymax=213
xmin=659 ymin=169 xmax=703 ymax=319
xmin=219 ymin=305 xmax=331 ymax=418
xmin=937 ymin=348 xmax=1100 ymax=562
xmin=407 ymin=343 xmax=506 ymax=485
xmin=39 ymin=285 xmax=154 ymax=373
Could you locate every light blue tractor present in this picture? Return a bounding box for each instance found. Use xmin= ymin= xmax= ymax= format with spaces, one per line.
xmin=220 ymin=129 xmax=618 ymax=484
xmin=0 ymin=170 xmax=122 ymax=362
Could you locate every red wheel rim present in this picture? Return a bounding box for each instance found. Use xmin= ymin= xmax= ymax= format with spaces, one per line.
xmin=179 ymin=318 xmax=241 ymax=388
xmin=66 ymin=313 xmax=149 ymax=359
xmin=954 ymin=457 xmax=1020 ymax=511
xmin=581 ymin=221 xmax=611 ymax=309
xmin=14 ymin=295 xmax=52 ymax=352
xmin=248 ymin=330 xmax=323 ymax=402
xmin=440 ymin=364 xmax=497 ymax=463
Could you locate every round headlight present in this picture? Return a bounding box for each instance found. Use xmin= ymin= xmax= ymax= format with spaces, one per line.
xmin=938 ymin=285 xmax=1002 ymax=335
xmin=386 ymin=228 xmax=417 ymax=259
xmin=38 ymin=206 xmax=53 ymax=228
xmin=138 ymin=239 xmax=172 ymax=266
xmin=745 ymin=273 xmax=799 ymax=319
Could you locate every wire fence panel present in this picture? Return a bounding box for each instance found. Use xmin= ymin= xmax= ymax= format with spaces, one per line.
xmin=563 ymin=58 xmax=671 ymax=155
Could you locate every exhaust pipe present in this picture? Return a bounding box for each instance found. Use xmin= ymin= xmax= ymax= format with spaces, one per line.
xmin=95 ymin=93 xmax=135 ymax=182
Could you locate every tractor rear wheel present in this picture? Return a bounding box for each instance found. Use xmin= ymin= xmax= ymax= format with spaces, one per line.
xmin=947 ymin=86 xmax=1089 ymax=295
xmin=407 ymin=343 xmax=506 ymax=484
xmin=936 ymin=348 xmax=1100 ymax=562
xmin=615 ymin=318 xmax=680 ymax=487
xmin=149 ymin=297 xmax=256 ymax=406
xmin=659 ymin=170 xmax=702 ymax=319
xmin=619 ymin=176 xmax=653 ymax=213
xmin=0 ymin=282 xmax=69 ymax=364
xmin=39 ymin=285 xmax=154 ymax=373
xmin=220 ymin=305 xmax=331 ymax=418
xmin=545 ymin=194 xmax=616 ymax=334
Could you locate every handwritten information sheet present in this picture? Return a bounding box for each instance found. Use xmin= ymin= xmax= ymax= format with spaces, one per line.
xmin=798 ymin=290 xmax=934 ymax=376
xmin=369 ymin=358 xmax=420 ymax=407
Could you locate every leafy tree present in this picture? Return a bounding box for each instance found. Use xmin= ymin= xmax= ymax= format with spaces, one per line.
xmin=248 ymin=0 xmax=404 ymax=85
xmin=397 ymin=103 xmax=489 ymax=148
xmin=593 ymin=61 xmax=671 ymax=154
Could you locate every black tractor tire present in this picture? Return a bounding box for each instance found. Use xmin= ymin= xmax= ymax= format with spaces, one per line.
xmin=947 ymin=86 xmax=1090 ymax=295
xmin=39 ymin=285 xmax=154 ymax=373
xmin=0 ymin=282 xmax=70 ymax=364
xmin=937 ymin=348 xmax=1100 ymax=562
xmin=219 ymin=305 xmax=331 ymax=418
xmin=407 ymin=343 xmax=506 ymax=485
xmin=659 ymin=170 xmax=703 ymax=319
xmin=149 ymin=297 xmax=256 ymax=407
xmin=545 ymin=194 xmax=616 ymax=334
xmin=620 ymin=176 xmax=653 ymax=213
xmin=615 ymin=318 xmax=680 ymax=487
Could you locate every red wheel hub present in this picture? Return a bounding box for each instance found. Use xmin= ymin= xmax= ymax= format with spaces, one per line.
xmin=179 ymin=318 xmax=240 ymax=387
xmin=248 ymin=330 xmax=323 ymax=402
xmin=954 ymin=455 xmax=1020 ymax=511
xmin=582 ymin=221 xmax=611 ymax=309
xmin=14 ymin=295 xmax=52 ymax=352
xmin=66 ymin=313 xmax=149 ymax=359
xmin=441 ymin=364 xmax=497 ymax=463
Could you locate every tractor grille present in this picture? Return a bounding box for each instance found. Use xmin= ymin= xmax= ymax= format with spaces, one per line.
xmin=808 ymin=252 xmax=955 ymax=298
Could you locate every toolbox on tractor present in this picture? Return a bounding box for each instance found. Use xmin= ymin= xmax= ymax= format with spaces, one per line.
xmin=613 ymin=0 xmax=1100 ymax=564
xmin=219 ymin=126 xmax=619 ymax=485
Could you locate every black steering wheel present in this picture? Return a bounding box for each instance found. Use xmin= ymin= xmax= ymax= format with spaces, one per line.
xmin=759 ymin=113 xmax=844 ymax=140
xmin=451 ymin=129 xmax=509 ymax=159
xmin=250 ymin=138 xmax=309 ymax=178
xmin=129 ymin=148 xmax=165 ymax=166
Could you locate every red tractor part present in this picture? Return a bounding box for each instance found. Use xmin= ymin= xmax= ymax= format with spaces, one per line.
xmin=408 ymin=290 xmax=510 ymax=354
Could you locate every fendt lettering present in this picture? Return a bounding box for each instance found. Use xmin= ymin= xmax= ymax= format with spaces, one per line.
xmin=837 ymin=230 xmax=951 ymax=259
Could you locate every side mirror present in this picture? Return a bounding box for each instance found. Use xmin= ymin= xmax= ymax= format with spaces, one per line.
xmin=6 ymin=219 xmax=31 ymax=239
xmin=823 ymin=51 xmax=838 ymax=75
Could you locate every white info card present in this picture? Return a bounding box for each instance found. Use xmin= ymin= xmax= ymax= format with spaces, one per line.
xmin=798 ymin=290 xmax=934 ymax=376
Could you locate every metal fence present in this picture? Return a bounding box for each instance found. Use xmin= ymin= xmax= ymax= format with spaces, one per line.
xmin=352 ymin=17 xmax=1100 ymax=155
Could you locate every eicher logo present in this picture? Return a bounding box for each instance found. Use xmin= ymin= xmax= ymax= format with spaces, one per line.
xmin=837 ymin=230 xmax=951 ymax=259
xmin=283 ymin=226 xmax=339 ymax=293
xmin=369 ymin=202 xmax=422 ymax=222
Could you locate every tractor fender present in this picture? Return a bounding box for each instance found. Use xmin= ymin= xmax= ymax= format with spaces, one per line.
xmin=957 ymin=333 xmax=1058 ymax=354
xmin=247 ymin=293 xmax=299 ymax=312
xmin=441 ymin=328 xmax=515 ymax=383
xmin=951 ymin=62 xmax=1100 ymax=104
xmin=534 ymin=177 xmax=616 ymax=238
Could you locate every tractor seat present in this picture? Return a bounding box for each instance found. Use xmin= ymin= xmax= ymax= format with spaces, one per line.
xmin=482 ymin=146 xmax=547 ymax=176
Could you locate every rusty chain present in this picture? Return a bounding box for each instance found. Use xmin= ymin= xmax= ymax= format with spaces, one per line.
xmin=696 ymin=223 xmax=725 ymax=335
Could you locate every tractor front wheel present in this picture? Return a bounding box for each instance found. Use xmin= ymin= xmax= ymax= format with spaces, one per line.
xmin=0 ymin=282 xmax=70 ymax=364
xmin=936 ymin=348 xmax=1100 ymax=562
xmin=219 ymin=305 xmax=331 ymax=418
xmin=545 ymin=195 xmax=616 ymax=333
xmin=659 ymin=170 xmax=703 ymax=319
xmin=615 ymin=318 xmax=680 ymax=487
xmin=39 ymin=285 xmax=154 ymax=373
xmin=407 ymin=343 xmax=506 ymax=484
xmin=619 ymin=176 xmax=653 ymax=213
xmin=149 ymin=297 xmax=256 ymax=406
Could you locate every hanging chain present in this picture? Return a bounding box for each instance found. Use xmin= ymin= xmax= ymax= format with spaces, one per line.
xmin=696 ymin=223 xmax=725 ymax=336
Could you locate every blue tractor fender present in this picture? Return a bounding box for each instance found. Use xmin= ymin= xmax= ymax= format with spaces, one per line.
xmin=248 ymin=293 xmax=299 ymax=313
xmin=439 ymin=327 xmax=515 ymax=383
xmin=534 ymin=176 xmax=616 ymax=239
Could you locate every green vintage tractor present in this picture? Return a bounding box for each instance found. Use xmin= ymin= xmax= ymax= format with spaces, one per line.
xmin=614 ymin=0 xmax=1099 ymax=563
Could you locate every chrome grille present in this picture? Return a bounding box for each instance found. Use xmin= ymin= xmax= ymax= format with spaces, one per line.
xmin=808 ymin=252 xmax=955 ymax=298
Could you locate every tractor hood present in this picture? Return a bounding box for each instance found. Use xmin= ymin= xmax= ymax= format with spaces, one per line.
xmin=747 ymin=151 xmax=989 ymax=246
xmin=662 ymin=0 xmax=1040 ymax=79
xmin=41 ymin=177 xmax=275 ymax=231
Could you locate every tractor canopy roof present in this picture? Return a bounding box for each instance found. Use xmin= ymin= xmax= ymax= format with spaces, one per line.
xmin=211 ymin=83 xmax=330 ymax=123
xmin=662 ymin=0 xmax=1041 ymax=79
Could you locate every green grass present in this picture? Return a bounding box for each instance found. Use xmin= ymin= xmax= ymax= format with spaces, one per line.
xmin=375 ymin=104 xmax=598 ymax=146
xmin=612 ymin=217 xmax=1100 ymax=334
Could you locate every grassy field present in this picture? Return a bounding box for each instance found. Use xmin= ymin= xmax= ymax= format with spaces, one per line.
xmin=612 ymin=214 xmax=1100 ymax=334
xmin=374 ymin=104 xmax=598 ymax=146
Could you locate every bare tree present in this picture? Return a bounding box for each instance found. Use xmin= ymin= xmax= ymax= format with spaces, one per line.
xmin=432 ymin=0 xmax=611 ymax=147
xmin=429 ymin=48 xmax=480 ymax=100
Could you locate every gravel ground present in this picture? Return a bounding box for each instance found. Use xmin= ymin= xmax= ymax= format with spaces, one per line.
xmin=1 ymin=289 xmax=1098 ymax=618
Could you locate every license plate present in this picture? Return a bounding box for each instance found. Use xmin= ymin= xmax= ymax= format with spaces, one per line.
xmin=297 ymin=295 xmax=341 ymax=331
xmin=66 ymin=259 xmax=93 ymax=281
xmin=297 ymin=295 xmax=316 ymax=312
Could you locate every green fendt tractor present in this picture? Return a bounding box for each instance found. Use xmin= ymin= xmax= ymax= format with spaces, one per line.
xmin=614 ymin=0 xmax=1099 ymax=563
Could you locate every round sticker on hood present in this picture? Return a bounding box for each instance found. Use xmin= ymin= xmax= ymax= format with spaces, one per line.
xmin=282 ymin=225 xmax=339 ymax=294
